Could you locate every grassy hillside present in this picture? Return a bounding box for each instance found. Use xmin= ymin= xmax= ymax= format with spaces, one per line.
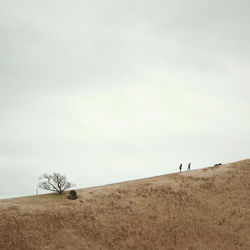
xmin=0 ymin=159 xmax=250 ymax=250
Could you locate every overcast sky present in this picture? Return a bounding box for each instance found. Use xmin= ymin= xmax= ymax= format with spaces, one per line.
xmin=0 ymin=0 xmax=249 ymax=199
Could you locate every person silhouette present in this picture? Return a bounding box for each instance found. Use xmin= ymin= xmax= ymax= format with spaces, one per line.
xmin=187 ymin=162 xmax=191 ymax=171
xmin=179 ymin=163 xmax=182 ymax=172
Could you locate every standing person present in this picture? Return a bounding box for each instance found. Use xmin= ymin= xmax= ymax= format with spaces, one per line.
xmin=187 ymin=162 xmax=191 ymax=171
xmin=179 ymin=163 xmax=182 ymax=172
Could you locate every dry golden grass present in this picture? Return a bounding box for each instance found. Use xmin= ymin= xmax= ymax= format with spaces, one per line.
xmin=0 ymin=159 xmax=250 ymax=250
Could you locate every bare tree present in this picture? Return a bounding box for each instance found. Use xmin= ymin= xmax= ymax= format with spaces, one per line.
xmin=38 ymin=173 xmax=75 ymax=194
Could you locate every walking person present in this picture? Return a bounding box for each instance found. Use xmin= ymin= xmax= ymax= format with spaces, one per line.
xmin=187 ymin=162 xmax=191 ymax=171
xmin=179 ymin=163 xmax=182 ymax=173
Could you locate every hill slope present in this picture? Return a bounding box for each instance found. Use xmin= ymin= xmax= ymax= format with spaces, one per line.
xmin=0 ymin=159 xmax=250 ymax=250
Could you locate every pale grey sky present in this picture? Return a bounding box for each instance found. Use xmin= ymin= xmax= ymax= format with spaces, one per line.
xmin=0 ymin=0 xmax=249 ymax=198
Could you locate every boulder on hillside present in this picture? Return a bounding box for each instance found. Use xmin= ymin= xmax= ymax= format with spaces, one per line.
xmin=214 ymin=163 xmax=222 ymax=166
xmin=68 ymin=190 xmax=77 ymax=200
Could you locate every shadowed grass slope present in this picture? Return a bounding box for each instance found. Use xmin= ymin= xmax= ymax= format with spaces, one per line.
xmin=0 ymin=159 xmax=249 ymax=250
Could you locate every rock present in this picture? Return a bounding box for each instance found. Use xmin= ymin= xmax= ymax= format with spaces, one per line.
xmin=214 ymin=163 xmax=222 ymax=166
xmin=68 ymin=190 xmax=77 ymax=200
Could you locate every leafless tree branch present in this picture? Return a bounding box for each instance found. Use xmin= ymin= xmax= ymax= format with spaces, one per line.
xmin=38 ymin=173 xmax=75 ymax=194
